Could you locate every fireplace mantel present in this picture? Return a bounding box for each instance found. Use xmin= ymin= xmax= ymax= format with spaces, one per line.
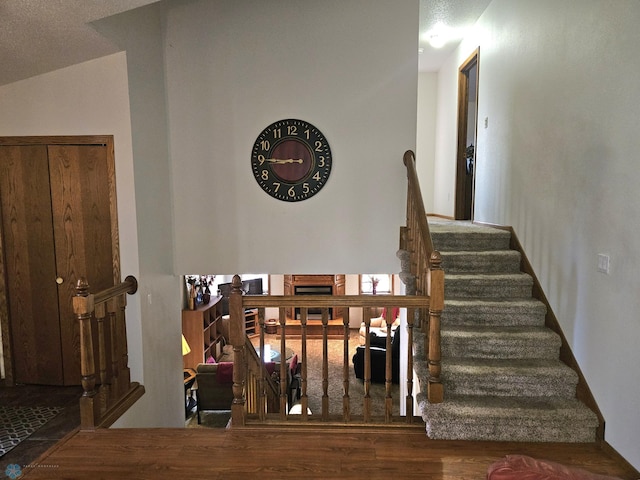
xmin=284 ymin=274 xmax=346 ymax=321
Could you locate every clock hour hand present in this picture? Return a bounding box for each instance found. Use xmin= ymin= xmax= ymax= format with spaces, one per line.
xmin=266 ymin=158 xmax=304 ymax=164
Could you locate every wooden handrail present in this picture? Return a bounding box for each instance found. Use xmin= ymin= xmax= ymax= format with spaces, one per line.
xmin=73 ymin=276 xmax=144 ymax=430
xmin=403 ymin=150 xmax=434 ymax=255
xmin=403 ymin=150 xmax=444 ymax=404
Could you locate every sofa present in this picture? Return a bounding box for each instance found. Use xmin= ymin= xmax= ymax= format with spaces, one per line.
xmin=352 ymin=322 xmax=401 ymax=384
xmin=358 ymin=307 xmax=400 ymax=344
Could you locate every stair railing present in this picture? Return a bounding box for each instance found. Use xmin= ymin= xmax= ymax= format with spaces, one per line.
xmin=73 ymin=275 xmax=145 ymax=430
xmin=402 ymin=150 xmax=444 ymax=403
xmin=228 ymin=274 xmax=430 ymax=426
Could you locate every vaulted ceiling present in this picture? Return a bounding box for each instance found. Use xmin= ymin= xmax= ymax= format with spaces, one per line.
xmin=0 ymin=0 xmax=491 ymax=87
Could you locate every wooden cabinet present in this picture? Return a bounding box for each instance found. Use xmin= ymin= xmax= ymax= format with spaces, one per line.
xmin=182 ymin=297 xmax=224 ymax=370
xmin=0 ymin=136 xmax=119 ymax=386
xmin=245 ymin=309 xmax=258 ymax=337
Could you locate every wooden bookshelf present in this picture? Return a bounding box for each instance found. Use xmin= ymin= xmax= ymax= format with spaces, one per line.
xmin=182 ymin=296 xmax=224 ymax=369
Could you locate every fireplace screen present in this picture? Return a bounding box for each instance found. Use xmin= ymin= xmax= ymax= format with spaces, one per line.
xmin=294 ymin=285 xmax=333 ymax=319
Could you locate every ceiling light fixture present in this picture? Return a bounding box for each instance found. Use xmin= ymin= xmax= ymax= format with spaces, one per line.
xmin=424 ymin=22 xmax=451 ymax=49
xmin=429 ymin=34 xmax=445 ymax=49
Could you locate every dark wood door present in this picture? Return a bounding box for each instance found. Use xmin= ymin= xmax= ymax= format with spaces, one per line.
xmin=48 ymin=144 xmax=115 ymax=384
xmin=0 ymin=139 xmax=117 ymax=385
xmin=0 ymin=145 xmax=64 ymax=384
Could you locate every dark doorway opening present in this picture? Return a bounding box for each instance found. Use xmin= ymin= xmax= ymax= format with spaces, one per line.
xmin=455 ymin=49 xmax=480 ymax=220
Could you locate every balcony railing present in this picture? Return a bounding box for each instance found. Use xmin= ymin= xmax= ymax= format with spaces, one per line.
xmin=227 ymin=276 xmax=434 ymax=427
xmin=73 ymin=275 xmax=144 ymax=430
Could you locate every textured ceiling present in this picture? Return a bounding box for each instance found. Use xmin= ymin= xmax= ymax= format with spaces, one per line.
xmin=0 ymin=0 xmax=491 ymax=86
xmin=0 ymin=0 xmax=159 ymax=86
xmin=419 ymin=0 xmax=492 ymax=71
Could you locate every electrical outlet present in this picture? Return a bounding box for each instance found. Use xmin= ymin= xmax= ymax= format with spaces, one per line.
xmin=597 ymin=254 xmax=610 ymax=274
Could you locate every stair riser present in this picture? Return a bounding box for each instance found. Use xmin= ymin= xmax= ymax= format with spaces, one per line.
xmin=442 ymin=311 xmax=546 ymax=328
xmin=442 ymin=374 xmax=578 ymax=398
xmin=432 ymin=231 xmax=511 ymax=252
xmin=441 ymin=252 xmax=521 ymax=274
xmin=441 ymin=337 xmax=560 ymax=360
xmin=445 ymin=278 xmax=532 ymax=299
xmin=442 ymin=302 xmax=547 ymax=327
xmin=424 ymin=421 xmax=595 ymax=443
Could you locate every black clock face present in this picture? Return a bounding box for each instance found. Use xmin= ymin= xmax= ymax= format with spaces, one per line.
xmin=251 ymin=119 xmax=332 ymax=202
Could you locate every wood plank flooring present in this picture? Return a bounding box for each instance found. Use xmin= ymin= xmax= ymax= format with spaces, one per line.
xmin=16 ymin=425 xmax=639 ymax=479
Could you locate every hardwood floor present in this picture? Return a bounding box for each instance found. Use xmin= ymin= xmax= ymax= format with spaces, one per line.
xmin=12 ymin=424 xmax=639 ymax=479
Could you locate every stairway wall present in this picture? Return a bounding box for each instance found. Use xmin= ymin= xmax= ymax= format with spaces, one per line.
xmin=429 ymin=1 xmax=640 ymax=469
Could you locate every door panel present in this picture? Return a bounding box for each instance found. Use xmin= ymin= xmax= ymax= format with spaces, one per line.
xmin=48 ymin=145 xmax=114 ymax=385
xmin=0 ymin=145 xmax=64 ymax=384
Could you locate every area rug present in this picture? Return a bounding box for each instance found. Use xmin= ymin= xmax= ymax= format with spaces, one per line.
xmin=0 ymin=406 xmax=61 ymax=457
xmin=253 ymin=331 xmax=401 ymax=418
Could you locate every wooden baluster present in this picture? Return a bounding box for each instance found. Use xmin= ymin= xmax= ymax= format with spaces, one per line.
xmin=406 ymin=307 xmax=415 ymax=423
xmin=363 ymin=307 xmax=372 ymax=422
xmin=300 ymin=308 xmax=309 ymax=421
xmin=384 ymin=305 xmax=393 ymax=423
xmin=427 ymin=252 xmax=444 ymax=403
xmin=73 ymin=277 xmax=98 ymax=430
xmin=229 ymin=275 xmax=246 ymax=426
xmin=321 ymin=308 xmax=329 ymax=420
xmin=342 ymin=308 xmax=351 ymax=422
xmin=105 ymin=300 xmax=118 ymax=402
xmin=258 ymin=309 xmax=266 ymax=420
xmin=94 ymin=301 xmax=108 ymax=413
xmin=279 ymin=306 xmax=287 ymax=419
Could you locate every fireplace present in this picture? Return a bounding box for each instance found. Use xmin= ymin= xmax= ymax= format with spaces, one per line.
xmin=284 ymin=274 xmax=345 ymax=321
xmin=294 ymin=285 xmax=333 ymax=319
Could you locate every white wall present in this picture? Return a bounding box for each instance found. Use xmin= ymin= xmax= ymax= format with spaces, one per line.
xmin=164 ymin=0 xmax=419 ymax=274
xmin=92 ymin=0 xmax=419 ymax=428
xmin=416 ymin=72 xmax=438 ymax=213
xmin=433 ymin=0 xmax=640 ymax=469
xmin=0 ymin=52 xmax=144 ymax=385
xmin=92 ymin=4 xmax=184 ymax=428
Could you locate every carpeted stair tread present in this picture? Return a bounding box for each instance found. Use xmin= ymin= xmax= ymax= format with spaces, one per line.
xmin=445 ymin=273 xmax=533 ymax=299
xmin=440 ymin=250 xmax=521 ymax=274
xmin=418 ymin=394 xmax=598 ymax=442
xmin=440 ymin=359 xmax=579 ymax=398
xmin=441 ymin=325 xmax=561 ymax=359
xmin=414 ymin=219 xmax=598 ymax=442
xmin=430 ymin=222 xmax=512 ymax=252
xmin=442 ymin=298 xmax=547 ymax=327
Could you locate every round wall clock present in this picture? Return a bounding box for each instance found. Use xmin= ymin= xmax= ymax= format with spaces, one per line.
xmin=251 ymin=119 xmax=332 ymax=202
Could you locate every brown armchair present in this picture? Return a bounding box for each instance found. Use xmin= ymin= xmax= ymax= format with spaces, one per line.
xmin=194 ymin=361 xmax=235 ymax=423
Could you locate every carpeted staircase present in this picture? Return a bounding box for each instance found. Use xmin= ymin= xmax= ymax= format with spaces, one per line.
xmin=414 ymin=220 xmax=599 ymax=442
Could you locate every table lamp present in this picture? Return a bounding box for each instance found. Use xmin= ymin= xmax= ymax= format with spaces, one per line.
xmin=182 ymin=334 xmax=191 ymax=356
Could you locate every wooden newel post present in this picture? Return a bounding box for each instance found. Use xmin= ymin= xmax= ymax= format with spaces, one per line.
xmin=427 ymin=252 xmax=444 ymax=404
xmin=229 ymin=275 xmax=246 ymax=426
xmin=73 ymin=277 xmax=98 ymax=429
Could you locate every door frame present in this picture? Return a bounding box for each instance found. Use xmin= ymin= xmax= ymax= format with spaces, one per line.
xmin=454 ymin=48 xmax=480 ymax=220
xmin=0 ymin=135 xmax=120 ymax=386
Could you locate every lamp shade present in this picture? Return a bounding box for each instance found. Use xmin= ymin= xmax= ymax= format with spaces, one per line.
xmin=181 ymin=334 xmax=191 ymax=356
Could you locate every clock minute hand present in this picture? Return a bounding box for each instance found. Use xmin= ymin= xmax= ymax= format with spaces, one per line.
xmin=266 ymin=158 xmax=304 ymax=164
